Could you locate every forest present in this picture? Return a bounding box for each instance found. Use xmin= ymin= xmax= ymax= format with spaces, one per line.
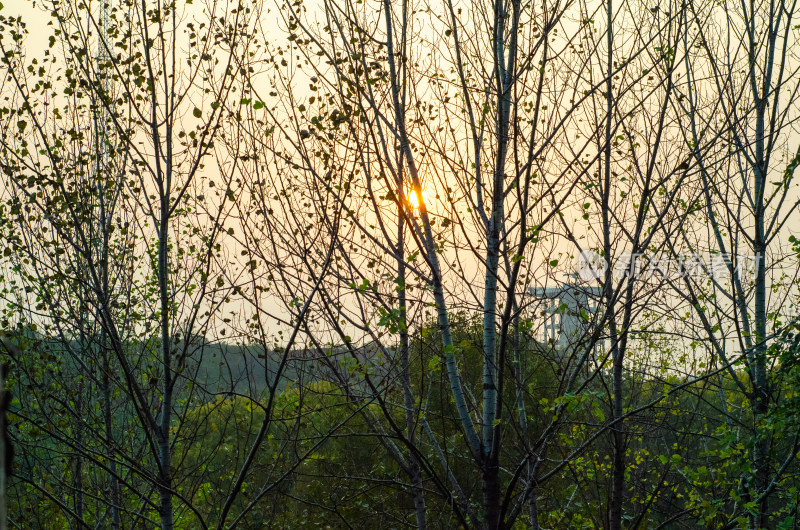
xmin=0 ymin=0 xmax=799 ymax=527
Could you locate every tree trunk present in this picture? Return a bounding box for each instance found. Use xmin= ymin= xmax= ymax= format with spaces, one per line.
xmin=603 ymin=1 xmax=626 ymax=527
xmin=0 ymin=363 xmax=6 ymax=530
xmin=102 ymin=348 xmax=121 ymax=530
xmin=751 ymin=91 xmax=769 ymax=530
xmin=397 ymin=188 xmax=427 ymax=530
xmin=158 ymin=209 xmax=174 ymax=530
xmin=483 ymin=459 xmax=501 ymax=530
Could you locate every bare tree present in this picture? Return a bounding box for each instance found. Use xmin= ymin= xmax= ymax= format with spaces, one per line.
xmin=664 ymin=0 xmax=800 ymax=525
xmin=227 ymin=0 xmax=711 ymax=526
xmin=0 ymin=0 xmax=282 ymax=527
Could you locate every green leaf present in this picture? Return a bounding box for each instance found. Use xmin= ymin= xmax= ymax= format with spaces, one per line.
xmin=193 ymin=107 xmax=202 ymax=118
xmin=549 ymin=259 xmax=559 ymax=267
xmin=253 ymin=101 xmax=265 ymax=110
xmin=428 ymin=355 xmax=441 ymax=372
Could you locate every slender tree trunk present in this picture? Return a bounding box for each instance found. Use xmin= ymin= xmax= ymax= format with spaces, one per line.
xmin=751 ymin=91 xmax=769 ymax=530
xmin=97 ymin=197 xmax=121 ymax=528
xmin=102 ymin=347 xmax=121 ymax=529
xmin=609 ymin=333 xmax=625 ymax=530
xmin=0 ymin=363 xmax=6 ymax=530
xmin=381 ymin=0 xmax=481 ymax=459
xmin=511 ymin=312 xmax=540 ymax=530
xmin=95 ymin=10 xmax=121 ymax=523
xmin=157 ymin=208 xmax=174 ymax=530
xmin=397 ymin=180 xmax=427 ymax=529
xmin=481 ymin=1 xmax=521 ymax=526
xmin=74 ymin=353 xmax=85 ymax=527
xmin=603 ymin=1 xmax=625 ymax=527
xmin=483 ymin=461 xmax=501 ymax=530
xmin=527 ymin=480 xmax=540 ymax=530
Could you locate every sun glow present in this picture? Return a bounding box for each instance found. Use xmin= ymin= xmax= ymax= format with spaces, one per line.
xmin=407 ymin=189 xmax=431 ymax=209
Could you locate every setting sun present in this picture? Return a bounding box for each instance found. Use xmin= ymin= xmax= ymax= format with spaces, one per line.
xmin=407 ymin=189 xmax=431 ymax=209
